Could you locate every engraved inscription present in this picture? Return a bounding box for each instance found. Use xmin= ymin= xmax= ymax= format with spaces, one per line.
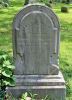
xmin=15 ymin=12 xmax=54 ymax=74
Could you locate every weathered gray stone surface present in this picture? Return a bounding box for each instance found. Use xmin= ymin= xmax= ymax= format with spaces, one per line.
xmin=29 ymin=0 xmax=39 ymax=3
xmin=8 ymin=3 xmax=66 ymax=100
xmin=8 ymin=72 xmax=66 ymax=99
xmin=13 ymin=4 xmax=60 ymax=75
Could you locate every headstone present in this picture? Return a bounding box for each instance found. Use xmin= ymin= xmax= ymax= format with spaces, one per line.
xmin=29 ymin=0 xmax=39 ymax=3
xmin=8 ymin=3 xmax=66 ymax=100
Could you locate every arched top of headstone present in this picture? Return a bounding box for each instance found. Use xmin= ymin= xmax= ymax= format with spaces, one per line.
xmin=13 ymin=4 xmax=60 ymax=55
xmin=13 ymin=4 xmax=60 ymax=31
xmin=29 ymin=0 xmax=39 ymax=3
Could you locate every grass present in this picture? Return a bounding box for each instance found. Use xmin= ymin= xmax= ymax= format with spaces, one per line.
xmin=0 ymin=0 xmax=72 ymax=99
xmin=54 ymin=4 xmax=72 ymax=97
xmin=0 ymin=0 xmax=24 ymax=52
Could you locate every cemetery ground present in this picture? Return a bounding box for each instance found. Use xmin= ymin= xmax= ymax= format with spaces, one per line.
xmin=0 ymin=0 xmax=72 ymax=99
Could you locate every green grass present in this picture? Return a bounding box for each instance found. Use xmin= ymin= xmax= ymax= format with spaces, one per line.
xmin=53 ymin=4 xmax=72 ymax=98
xmin=0 ymin=0 xmax=72 ymax=99
xmin=0 ymin=0 xmax=24 ymax=52
xmin=54 ymin=4 xmax=72 ymax=97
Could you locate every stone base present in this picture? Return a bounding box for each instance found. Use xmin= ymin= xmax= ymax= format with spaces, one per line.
xmin=7 ymin=71 xmax=66 ymax=100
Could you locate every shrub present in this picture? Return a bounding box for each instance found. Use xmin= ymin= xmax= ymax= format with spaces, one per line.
xmin=49 ymin=0 xmax=53 ymax=3
xmin=21 ymin=92 xmax=52 ymax=100
xmin=61 ymin=6 xmax=68 ymax=13
xmin=0 ymin=1 xmax=2 ymax=4
xmin=66 ymin=0 xmax=70 ymax=4
xmin=0 ymin=0 xmax=9 ymax=7
xmin=4 ymin=2 xmax=9 ymax=7
xmin=0 ymin=50 xmax=15 ymax=100
xmin=24 ymin=0 xmax=29 ymax=5
xmin=61 ymin=0 xmax=66 ymax=3
xmin=5 ymin=92 xmax=16 ymax=100
xmin=0 ymin=90 xmax=5 ymax=100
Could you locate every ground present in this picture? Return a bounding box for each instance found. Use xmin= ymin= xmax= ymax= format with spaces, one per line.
xmin=0 ymin=0 xmax=72 ymax=99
